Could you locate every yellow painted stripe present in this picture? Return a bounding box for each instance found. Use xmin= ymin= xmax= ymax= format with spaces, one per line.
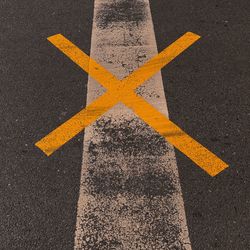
xmin=47 ymin=32 xmax=200 ymax=92
xmin=121 ymin=93 xmax=228 ymax=177
xmin=35 ymin=92 xmax=118 ymax=156
xmin=47 ymin=34 xmax=121 ymax=91
xmin=122 ymin=32 xmax=201 ymax=90
xmin=36 ymin=32 xmax=200 ymax=154
xmin=36 ymin=33 xmax=228 ymax=176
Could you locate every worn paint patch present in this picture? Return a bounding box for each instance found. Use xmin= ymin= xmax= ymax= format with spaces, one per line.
xmin=75 ymin=116 xmax=185 ymax=249
xmin=84 ymin=117 xmax=176 ymax=197
xmin=88 ymin=118 xmax=169 ymax=158
xmin=87 ymin=169 xmax=176 ymax=197
xmin=96 ymin=0 xmax=148 ymax=29
xmin=75 ymin=0 xmax=192 ymax=248
xmin=76 ymin=192 xmax=187 ymax=249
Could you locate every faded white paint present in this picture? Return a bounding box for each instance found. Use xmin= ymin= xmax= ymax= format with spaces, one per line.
xmin=75 ymin=0 xmax=191 ymax=249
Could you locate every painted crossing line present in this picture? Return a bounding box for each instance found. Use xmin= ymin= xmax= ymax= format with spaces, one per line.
xmin=75 ymin=0 xmax=192 ymax=249
xmin=36 ymin=33 xmax=227 ymax=176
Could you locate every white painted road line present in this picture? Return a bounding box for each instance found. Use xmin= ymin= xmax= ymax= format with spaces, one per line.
xmin=75 ymin=0 xmax=191 ymax=249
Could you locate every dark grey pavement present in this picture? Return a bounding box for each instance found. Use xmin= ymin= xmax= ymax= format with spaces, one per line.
xmin=0 ymin=0 xmax=249 ymax=249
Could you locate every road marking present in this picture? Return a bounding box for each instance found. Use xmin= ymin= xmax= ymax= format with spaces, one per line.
xmin=34 ymin=0 xmax=228 ymax=248
xmin=73 ymin=0 xmax=195 ymax=248
xmin=35 ymin=33 xmax=228 ymax=177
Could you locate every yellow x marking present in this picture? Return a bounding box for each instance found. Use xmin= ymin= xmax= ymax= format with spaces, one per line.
xmin=35 ymin=32 xmax=228 ymax=176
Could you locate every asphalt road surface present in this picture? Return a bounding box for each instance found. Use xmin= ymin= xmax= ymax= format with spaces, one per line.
xmin=1 ymin=0 xmax=249 ymax=249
